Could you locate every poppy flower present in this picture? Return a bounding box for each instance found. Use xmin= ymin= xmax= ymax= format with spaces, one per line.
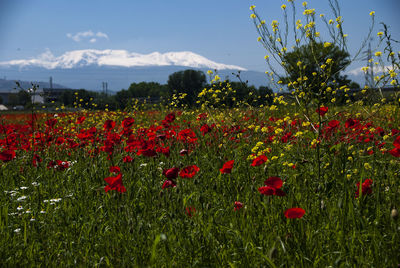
xmin=45 ymin=118 xmax=58 ymax=128
xmin=32 ymin=154 xmax=42 ymax=167
xmin=259 ymin=177 xmax=286 ymax=196
xmin=220 ymin=160 xmax=234 ymax=174
xmin=185 ymin=206 xmax=196 ymax=217
xmin=394 ymin=136 xmax=400 ymax=149
xmin=164 ymin=113 xmax=176 ymax=123
xmin=284 ymin=208 xmax=305 ymax=219
xmin=234 ymin=201 xmax=243 ymax=211
xmin=122 ymin=117 xmax=135 ymax=129
xmin=328 ymin=120 xmax=340 ymax=128
xmin=258 ymin=186 xmax=276 ymax=195
xmin=103 ymin=120 xmax=116 ymax=131
xmin=179 ymin=165 xmax=200 ymax=178
xmin=0 ymin=150 xmax=16 ymax=162
xmin=47 ymin=160 xmax=70 ymax=171
xmin=251 ymin=155 xmax=268 ymax=167
xmin=123 ymin=155 xmax=134 ymax=163
xmin=316 ymin=106 xmax=328 ymax=116
xmin=163 ymin=167 xmax=179 ymax=179
xmin=109 ymin=166 xmax=121 ymax=174
xmin=76 ymin=116 xmax=86 ymax=124
xmin=264 ymin=176 xmax=283 ymax=189
xmin=104 ymin=173 xmax=126 ymax=193
xmin=355 ymin=179 xmax=373 ymax=198
xmin=200 ymin=124 xmax=212 ymax=135
xmin=389 ymin=148 xmax=400 ymax=157
xmin=162 ymin=179 xmax=176 ymax=189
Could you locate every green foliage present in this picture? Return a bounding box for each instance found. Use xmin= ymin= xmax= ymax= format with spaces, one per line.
xmin=168 ymin=69 xmax=207 ymax=105
xmin=282 ymin=42 xmax=358 ymax=97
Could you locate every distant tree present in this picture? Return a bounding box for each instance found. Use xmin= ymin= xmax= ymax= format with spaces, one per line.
xmin=167 ymin=69 xmax=206 ymax=104
xmin=281 ymin=42 xmax=355 ymax=102
xmin=0 ymin=96 xmax=3 ymax=104
xmin=128 ymin=82 xmax=168 ymax=99
xmin=17 ymin=90 xmax=31 ymax=106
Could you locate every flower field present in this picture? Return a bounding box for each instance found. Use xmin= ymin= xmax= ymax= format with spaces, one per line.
xmin=1 ymin=104 xmax=399 ymax=266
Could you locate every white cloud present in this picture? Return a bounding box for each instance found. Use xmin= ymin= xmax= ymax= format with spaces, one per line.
xmin=66 ymin=30 xmax=109 ymax=42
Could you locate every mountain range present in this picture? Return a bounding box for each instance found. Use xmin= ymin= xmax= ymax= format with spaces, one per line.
xmin=0 ymin=49 xmax=272 ymax=92
xmin=0 ymin=49 xmax=365 ymax=92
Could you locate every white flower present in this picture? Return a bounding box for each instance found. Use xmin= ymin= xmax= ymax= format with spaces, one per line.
xmin=14 ymin=228 xmax=21 ymax=233
xmin=31 ymin=182 xmax=40 ymax=187
xmin=17 ymin=206 xmax=23 ymax=211
xmin=20 ymin=186 xmax=28 ymax=190
xmin=17 ymin=196 xmax=27 ymax=201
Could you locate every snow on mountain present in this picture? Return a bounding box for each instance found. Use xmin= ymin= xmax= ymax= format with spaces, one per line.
xmin=0 ymin=49 xmax=246 ymax=71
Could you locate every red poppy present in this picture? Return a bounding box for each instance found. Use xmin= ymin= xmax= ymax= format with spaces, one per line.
xmin=389 ymin=148 xmax=400 ymax=157
xmin=47 ymin=160 xmax=70 ymax=171
xmin=316 ymin=106 xmax=328 ymax=116
xmin=200 ymin=124 xmax=212 ymax=136
xmin=259 ymin=177 xmax=286 ymax=196
xmin=355 ymin=179 xmax=373 ymax=198
xmin=32 ymin=154 xmax=42 ymax=167
xmin=122 ymin=117 xmax=135 ymax=129
xmin=164 ymin=113 xmax=176 ymax=123
xmin=138 ymin=148 xmax=157 ymax=157
xmin=394 ymin=136 xmax=400 ymax=149
xmin=258 ymin=186 xmax=276 ymax=195
xmin=123 ymin=155 xmax=134 ymax=163
xmin=220 ymin=160 xmax=234 ymax=174
xmin=0 ymin=150 xmax=16 ymax=162
xmin=251 ymin=155 xmax=268 ymax=167
xmin=45 ymin=118 xmax=58 ymax=128
xmin=103 ymin=120 xmax=116 ymax=131
xmin=163 ymin=167 xmax=179 ymax=179
xmin=104 ymin=173 xmax=126 ymax=193
xmin=179 ymin=165 xmax=200 ymax=178
xmin=345 ymin=118 xmax=358 ymax=128
xmin=264 ymin=176 xmax=283 ymax=189
xmin=162 ymin=179 xmax=176 ymax=189
xmin=76 ymin=116 xmax=86 ymax=124
xmin=109 ymin=166 xmax=121 ymax=174
xmin=234 ymin=201 xmax=243 ymax=211
xmin=284 ymin=208 xmax=305 ymax=219
xmin=197 ymin=113 xmax=208 ymax=121
xmin=185 ymin=206 xmax=196 ymax=217
xmin=328 ymin=120 xmax=340 ymax=128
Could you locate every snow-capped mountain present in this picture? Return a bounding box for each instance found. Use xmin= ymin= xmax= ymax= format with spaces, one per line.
xmin=0 ymin=49 xmax=273 ymax=91
xmin=0 ymin=49 xmax=246 ymax=71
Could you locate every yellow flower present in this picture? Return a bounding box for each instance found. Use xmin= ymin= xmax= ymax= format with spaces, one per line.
xmin=250 ymin=14 xmax=256 ymax=19
xmin=302 ymin=1 xmax=307 ymax=7
xmin=281 ymin=4 xmax=286 ymax=9
xmin=369 ymin=11 xmax=375 ymax=16
xmin=377 ymin=32 xmax=383 ymax=37
xmin=374 ymin=51 xmax=382 ymax=57
xmin=324 ymin=42 xmax=332 ymax=48
xmin=250 ymin=5 xmax=256 ymax=10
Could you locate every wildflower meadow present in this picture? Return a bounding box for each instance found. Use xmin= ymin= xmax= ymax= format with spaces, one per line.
xmin=1 ymin=0 xmax=399 ymax=266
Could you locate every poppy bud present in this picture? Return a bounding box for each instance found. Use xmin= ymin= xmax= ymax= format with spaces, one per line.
xmin=391 ymin=208 xmax=398 ymax=219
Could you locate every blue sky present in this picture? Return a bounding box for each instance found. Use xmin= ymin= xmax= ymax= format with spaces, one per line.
xmin=0 ymin=0 xmax=399 ymax=72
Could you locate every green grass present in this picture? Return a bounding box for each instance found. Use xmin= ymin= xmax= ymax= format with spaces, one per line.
xmin=0 ymin=106 xmax=399 ymax=267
